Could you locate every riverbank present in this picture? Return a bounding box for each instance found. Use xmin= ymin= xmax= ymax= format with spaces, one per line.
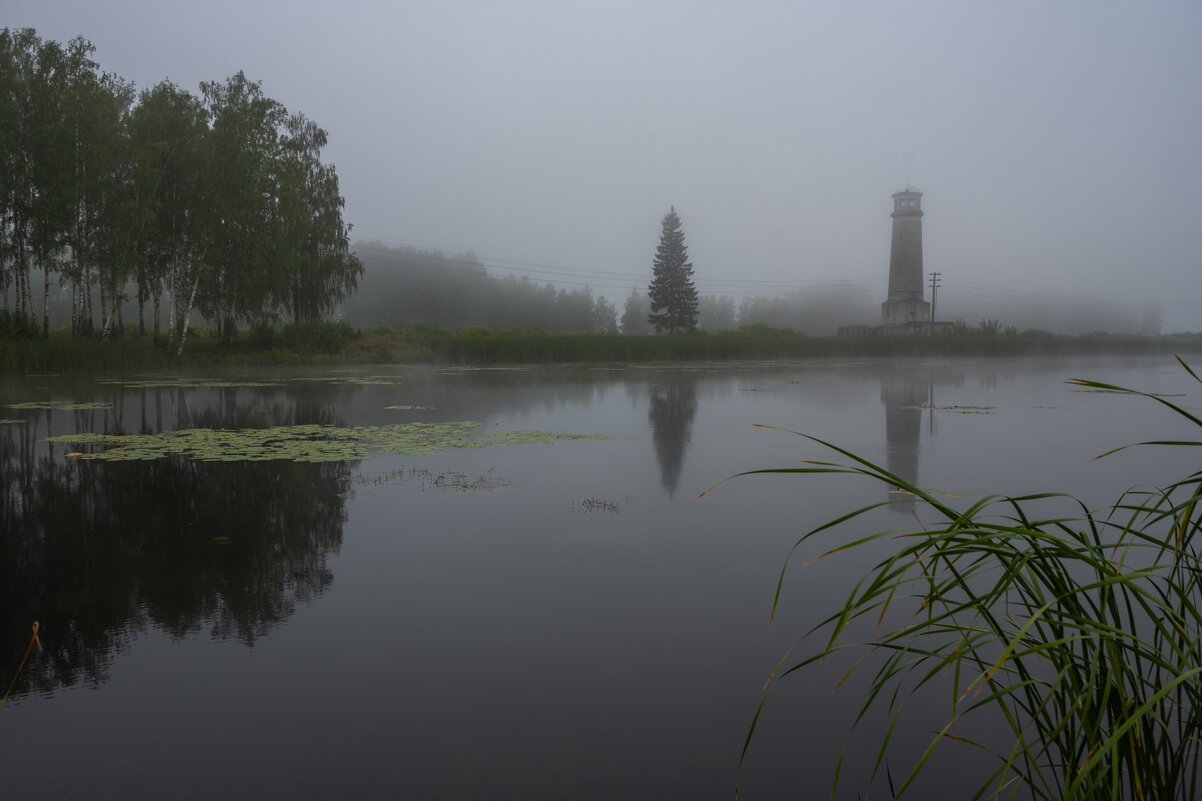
xmin=3 ymin=324 xmax=1200 ymax=373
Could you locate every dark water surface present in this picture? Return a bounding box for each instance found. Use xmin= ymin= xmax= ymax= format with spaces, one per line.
xmin=1 ymin=357 xmax=1197 ymax=799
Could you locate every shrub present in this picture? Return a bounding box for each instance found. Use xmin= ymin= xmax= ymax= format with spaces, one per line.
xmin=278 ymin=320 xmax=357 ymax=354
xmin=0 ymin=310 xmax=40 ymax=339
xmin=736 ymin=322 xmax=799 ymax=337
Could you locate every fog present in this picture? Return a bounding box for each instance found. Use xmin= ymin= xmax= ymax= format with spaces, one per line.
xmin=9 ymin=1 xmax=1201 ymax=332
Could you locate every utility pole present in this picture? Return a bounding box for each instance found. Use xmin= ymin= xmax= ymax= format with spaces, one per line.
xmin=928 ymin=272 xmax=942 ymax=335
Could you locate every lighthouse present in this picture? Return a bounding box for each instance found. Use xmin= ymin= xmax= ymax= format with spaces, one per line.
xmin=881 ymin=189 xmax=930 ymax=326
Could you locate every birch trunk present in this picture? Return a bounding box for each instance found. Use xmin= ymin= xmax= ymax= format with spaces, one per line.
xmin=153 ymin=287 xmax=161 ymax=344
xmin=175 ymin=274 xmax=200 ymax=356
xmin=41 ymin=268 xmax=49 ymax=338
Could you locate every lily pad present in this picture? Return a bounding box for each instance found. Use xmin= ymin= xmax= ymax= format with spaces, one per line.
xmin=572 ymin=498 xmax=621 ymax=513
xmin=889 ymin=487 xmax=977 ymax=499
xmin=901 ymin=404 xmax=995 ymax=414
xmin=99 ymin=378 xmax=282 ymax=389
xmin=289 ymin=375 xmax=413 ymax=386
xmin=348 ymin=466 xmax=513 ymax=492
xmin=5 ymin=401 xmax=111 ymax=411
xmin=47 ymin=422 xmax=607 ymax=463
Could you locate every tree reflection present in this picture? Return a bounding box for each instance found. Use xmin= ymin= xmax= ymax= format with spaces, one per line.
xmin=648 ymin=379 xmax=698 ymax=499
xmin=0 ymin=394 xmax=351 ymax=697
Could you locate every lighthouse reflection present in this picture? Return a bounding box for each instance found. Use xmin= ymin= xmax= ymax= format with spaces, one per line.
xmin=881 ymin=369 xmax=931 ymax=513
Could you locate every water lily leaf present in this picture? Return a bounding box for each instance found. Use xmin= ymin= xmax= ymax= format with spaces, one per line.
xmin=901 ymin=404 xmax=995 ymax=414
xmin=5 ymin=401 xmax=111 ymax=411
xmin=98 ymin=378 xmax=283 ymax=389
xmin=45 ymin=423 xmax=607 ymax=464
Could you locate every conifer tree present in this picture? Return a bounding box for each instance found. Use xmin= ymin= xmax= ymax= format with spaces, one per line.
xmin=647 ymin=206 xmax=698 ymax=334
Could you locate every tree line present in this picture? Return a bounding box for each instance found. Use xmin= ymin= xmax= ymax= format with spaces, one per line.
xmin=346 ymin=236 xmax=869 ymax=337
xmin=348 ymin=210 xmax=783 ymax=337
xmin=344 ymin=242 xmax=617 ymax=333
xmin=0 ymin=28 xmax=360 ymax=350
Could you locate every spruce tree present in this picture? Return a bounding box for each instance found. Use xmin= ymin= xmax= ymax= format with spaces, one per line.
xmin=647 ymin=206 xmax=699 ymax=334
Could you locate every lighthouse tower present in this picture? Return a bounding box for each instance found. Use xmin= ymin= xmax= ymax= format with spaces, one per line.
xmin=881 ymin=189 xmax=930 ymax=326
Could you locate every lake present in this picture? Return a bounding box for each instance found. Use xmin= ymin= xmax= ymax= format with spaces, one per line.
xmin=1 ymin=356 xmax=1197 ymax=799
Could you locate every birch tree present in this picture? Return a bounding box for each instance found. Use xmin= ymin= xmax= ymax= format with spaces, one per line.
xmin=276 ymin=113 xmax=361 ymax=323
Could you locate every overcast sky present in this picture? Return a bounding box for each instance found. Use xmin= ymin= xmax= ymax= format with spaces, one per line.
xmin=5 ymin=0 xmax=1200 ymax=329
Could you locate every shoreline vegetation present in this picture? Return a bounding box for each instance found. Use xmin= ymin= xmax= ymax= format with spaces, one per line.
xmin=3 ymin=322 xmax=1201 ymax=374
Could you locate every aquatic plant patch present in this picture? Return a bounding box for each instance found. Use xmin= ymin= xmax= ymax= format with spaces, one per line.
xmin=437 ymin=366 xmax=530 ymax=373
xmin=98 ymin=378 xmax=283 ymax=389
xmin=4 ymin=401 xmax=111 ymax=411
xmin=47 ymin=422 xmax=606 ymax=463
xmin=902 ymin=403 xmax=995 ymax=414
xmin=289 ymin=375 xmax=413 ymax=386
xmin=0 ymin=418 xmax=25 ymax=425
xmin=887 ymin=485 xmax=976 ymax=499
xmin=571 ymin=498 xmax=621 ymax=513
xmin=346 ymin=466 xmax=513 ymax=492
xmin=1069 ymin=388 xmax=1186 ymax=396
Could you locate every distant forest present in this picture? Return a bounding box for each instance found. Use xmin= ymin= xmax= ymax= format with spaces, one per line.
xmin=345 ymin=243 xmax=890 ymax=336
xmin=345 ymin=242 xmax=617 ymax=333
xmin=0 ymin=28 xmax=359 ymax=349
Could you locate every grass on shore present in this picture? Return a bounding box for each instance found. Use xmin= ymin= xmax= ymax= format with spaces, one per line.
xmin=2 ymin=322 xmax=1200 ymax=374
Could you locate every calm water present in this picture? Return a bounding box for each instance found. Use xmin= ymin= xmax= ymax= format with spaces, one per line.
xmin=0 ymin=356 xmax=1197 ymax=799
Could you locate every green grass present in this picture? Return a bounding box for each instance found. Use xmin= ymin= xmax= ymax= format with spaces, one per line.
xmin=714 ymin=357 xmax=1202 ymax=799
xmin=2 ymin=325 xmax=1200 ymax=373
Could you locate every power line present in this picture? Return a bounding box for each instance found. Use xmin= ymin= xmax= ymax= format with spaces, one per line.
xmin=351 ymin=235 xmax=884 ymax=294
xmin=942 ymin=275 xmax=1081 ymax=305
xmin=352 ymin=235 xmax=644 ymax=282
xmin=939 ymin=285 xmax=1077 ymax=311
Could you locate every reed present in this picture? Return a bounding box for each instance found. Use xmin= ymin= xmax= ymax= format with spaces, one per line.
xmin=720 ymin=357 xmax=1202 ymax=799
xmin=0 ymin=622 xmax=42 ymax=712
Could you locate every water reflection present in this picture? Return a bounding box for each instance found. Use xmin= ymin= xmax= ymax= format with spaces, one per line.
xmin=647 ymin=379 xmax=698 ymax=499
xmin=880 ymin=370 xmax=931 ymax=513
xmin=1 ymin=360 xmax=1179 ymax=801
xmin=0 ymin=393 xmax=351 ymax=698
